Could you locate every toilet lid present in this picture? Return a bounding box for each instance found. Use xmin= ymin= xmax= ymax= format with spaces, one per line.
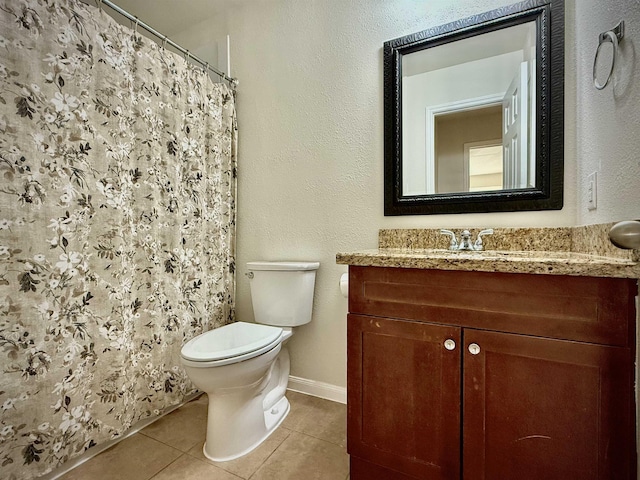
xmin=181 ymin=322 xmax=284 ymax=362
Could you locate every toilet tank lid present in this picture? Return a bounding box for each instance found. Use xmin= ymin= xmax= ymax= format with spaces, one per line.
xmin=247 ymin=261 xmax=320 ymax=271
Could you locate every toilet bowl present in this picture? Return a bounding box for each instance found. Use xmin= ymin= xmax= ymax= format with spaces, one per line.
xmin=180 ymin=261 xmax=319 ymax=462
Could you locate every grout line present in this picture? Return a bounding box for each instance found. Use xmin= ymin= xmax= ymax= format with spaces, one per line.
xmin=138 ymin=428 xmax=203 ymax=455
xmin=149 ymin=452 xmax=246 ymax=480
xmin=137 ymin=433 xmax=186 ymax=458
xmin=246 ymin=428 xmax=292 ymax=480
xmin=281 ymin=405 xmax=346 ymax=447
xmin=248 ymin=431 xmax=349 ymax=480
xmin=147 ymin=453 xmax=186 ymax=480
xmin=184 ymin=442 xmax=208 ymax=462
xmin=300 ymin=432 xmax=346 ymax=449
xmin=283 ymin=420 xmax=346 ymax=448
xmin=293 ymin=430 xmax=347 ymax=450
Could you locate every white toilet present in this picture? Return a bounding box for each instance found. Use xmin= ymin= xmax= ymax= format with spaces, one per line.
xmin=180 ymin=261 xmax=320 ymax=462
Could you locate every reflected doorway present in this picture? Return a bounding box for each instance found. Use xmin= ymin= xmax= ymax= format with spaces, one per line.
xmin=434 ymin=105 xmax=502 ymax=193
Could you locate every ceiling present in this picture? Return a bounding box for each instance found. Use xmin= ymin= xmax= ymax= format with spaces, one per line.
xmin=403 ymin=21 xmax=535 ymax=77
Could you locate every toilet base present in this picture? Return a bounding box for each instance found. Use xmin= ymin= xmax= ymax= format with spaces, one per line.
xmin=195 ymin=345 xmax=292 ymax=462
xmin=202 ymin=395 xmax=290 ymax=462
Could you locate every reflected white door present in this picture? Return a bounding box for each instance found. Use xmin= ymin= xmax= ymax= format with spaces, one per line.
xmin=502 ymin=61 xmax=529 ymax=189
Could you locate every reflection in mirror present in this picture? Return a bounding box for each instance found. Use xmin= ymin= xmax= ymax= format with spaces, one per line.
xmin=467 ymin=140 xmax=503 ymax=192
xmin=402 ymin=21 xmax=536 ymax=196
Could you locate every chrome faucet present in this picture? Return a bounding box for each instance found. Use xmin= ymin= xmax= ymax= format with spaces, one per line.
xmin=459 ymin=230 xmax=472 ymax=250
xmin=440 ymin=229 xmax=494 ymax=251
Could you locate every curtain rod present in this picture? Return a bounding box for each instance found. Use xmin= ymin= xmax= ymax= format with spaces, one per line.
xmin=97 ymin=0 xmax=238 ymax=87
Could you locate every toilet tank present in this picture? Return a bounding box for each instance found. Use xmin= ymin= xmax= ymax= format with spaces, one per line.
xmin=247 ymin=261 xmax=320 ymax=327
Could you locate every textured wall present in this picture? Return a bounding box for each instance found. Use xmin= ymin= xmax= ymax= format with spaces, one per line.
xmin=168 ymin=0 xmax=637 ymax=390
xmin=184 ymin=0 xmax=576 ymax=389
xmin=572 ymin=0 xmax=640 ymax=225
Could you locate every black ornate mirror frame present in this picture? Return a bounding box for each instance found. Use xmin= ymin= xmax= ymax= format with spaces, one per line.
xmin=384 ymin=0 xmax=564 ymax=215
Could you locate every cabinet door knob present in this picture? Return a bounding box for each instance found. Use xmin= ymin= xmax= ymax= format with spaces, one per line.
xmin=468 ymin=343 xmax=481 ymax=355
xmin=444 ymin=339 xmax=456 ymax=351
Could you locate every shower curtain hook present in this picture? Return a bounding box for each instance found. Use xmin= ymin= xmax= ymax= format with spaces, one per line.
xmin=95 ymin=0 xmax=103 ymax=11
xmin=185 ymin=50 xmax=190 ymax=62
xmin=162 ymin=35 xmax=168 ymax=50
xmin=204 ymin=62 xmax=209 ymax=74
xmin=133 ymin=16 xmax=140 ymax=34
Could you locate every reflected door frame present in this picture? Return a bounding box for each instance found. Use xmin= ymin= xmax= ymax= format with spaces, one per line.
xmin=425 ymin=93 xmax=503 ymax=194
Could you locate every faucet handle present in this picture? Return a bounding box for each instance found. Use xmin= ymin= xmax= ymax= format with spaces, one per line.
xmin=473 ymin=229 xmax=494 ymax=251
xmin=440 ymin=229 xmax=458 ymax=250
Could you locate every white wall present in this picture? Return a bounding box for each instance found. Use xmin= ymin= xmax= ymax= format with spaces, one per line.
xmin=170 ymin=0 xmax=584 ymax=389
xmin=572 ymin=0 xmax=640 ymax=225
xmin=403 ymin=51 xmax=523 ymax=195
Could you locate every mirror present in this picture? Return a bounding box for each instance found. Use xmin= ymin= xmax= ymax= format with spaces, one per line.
xmin=384 ymin=0 xmax=564 ymax=215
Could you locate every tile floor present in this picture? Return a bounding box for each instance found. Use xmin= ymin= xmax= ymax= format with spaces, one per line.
xmin=59 ymin=391 xmax=349 ymax=480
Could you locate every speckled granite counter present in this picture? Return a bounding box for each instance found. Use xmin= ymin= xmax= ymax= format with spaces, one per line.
xmin=336 ymin=248 xmax=640 ymax=278
xmin=336 ymin=223 xmax=640 ymax=279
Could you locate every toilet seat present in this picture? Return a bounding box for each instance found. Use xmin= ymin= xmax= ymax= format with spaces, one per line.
xmin=181 ymin=322 xmax=285 ymax=367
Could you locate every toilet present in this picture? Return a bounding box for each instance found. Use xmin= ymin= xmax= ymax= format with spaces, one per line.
xmin=180 ymin=261 xmax=320 ymax=462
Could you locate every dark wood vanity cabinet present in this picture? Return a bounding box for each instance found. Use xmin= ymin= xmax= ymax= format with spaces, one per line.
xmin=347 ymin=266 xmax=637 ymax=480
xmin=349 ymin=314 xmax=462 ymax=479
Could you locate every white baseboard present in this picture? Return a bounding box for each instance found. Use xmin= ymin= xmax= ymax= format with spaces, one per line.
xmin=287 ymin=375 xmax=347 ymax=404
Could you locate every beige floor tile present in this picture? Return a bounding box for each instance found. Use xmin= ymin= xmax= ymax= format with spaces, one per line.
xmin=150 ymin=454 xmax=242 ymax=480
xmin=250 ymin=431 xmax=349 ymax=480
xmin=59 ymin=393 xmax=351 ymax=479
xmin=140 ymin=398 xmax=207 ymax=452
xmin=187 ymin=425 xmax=291 ymax=479
xmin=282 ymin=391 xmax=347 ymax=447
xmin=59 ymin=433 xmax=181 ymax=480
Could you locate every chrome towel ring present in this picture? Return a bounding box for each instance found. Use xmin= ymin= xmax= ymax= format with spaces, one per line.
xmin=593 ymin=21 xmax=625 ymax=90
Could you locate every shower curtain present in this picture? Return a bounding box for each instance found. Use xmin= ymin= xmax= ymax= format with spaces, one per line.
xmin=0 ymin=1 xmax=236 ymax=478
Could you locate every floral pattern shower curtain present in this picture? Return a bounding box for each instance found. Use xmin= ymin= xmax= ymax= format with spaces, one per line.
xmin=0 ymin=0 xmax=237 ymax=478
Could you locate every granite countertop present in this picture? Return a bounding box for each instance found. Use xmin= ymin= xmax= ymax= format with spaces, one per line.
xmin=335 ymin=248 xmax=640 ymax=278
xmin=336 ymin=223 xmax=640 ymax=279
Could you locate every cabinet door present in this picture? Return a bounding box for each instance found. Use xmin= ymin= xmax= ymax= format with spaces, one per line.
xmin=348 ymin=314 xmax=461 ymax=479
xmin=463 ymin=330 xmax=635 ymax=480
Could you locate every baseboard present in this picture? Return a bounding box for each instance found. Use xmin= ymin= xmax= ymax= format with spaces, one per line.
xmin=287 ymin=375 xmax=347 ymax=404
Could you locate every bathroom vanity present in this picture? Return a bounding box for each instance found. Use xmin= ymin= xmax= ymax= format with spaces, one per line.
xmin=338 ymin=231 xmax=640 ymax=480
